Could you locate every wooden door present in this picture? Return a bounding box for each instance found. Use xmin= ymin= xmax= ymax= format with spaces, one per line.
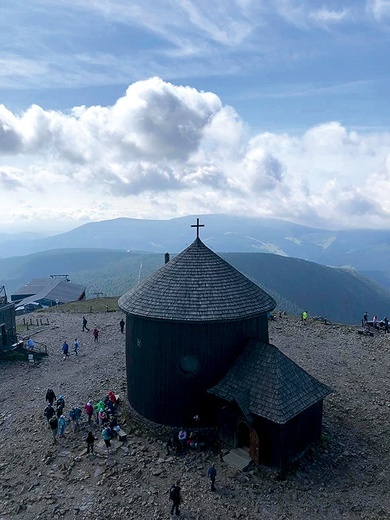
xmin=249 ymin=428 xmax=260 ymax=464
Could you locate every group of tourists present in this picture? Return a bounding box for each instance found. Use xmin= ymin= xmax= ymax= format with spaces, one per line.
xmin=43 ymin=387 xmax=120 ymax=453
xmin=58 ymin=317 xmax=126 ymax=361
xmin=81 ymin=316 xmax=99 ymax=342
xmin=61 ymin=339 xmax=80 ymax=359
xmin=60 ymin=318 xmax=102 ymax=359
xmin=362 ymin=312 xmax=389 ymax=332
xmin=166 ymin=427 xmax=210 ymax=456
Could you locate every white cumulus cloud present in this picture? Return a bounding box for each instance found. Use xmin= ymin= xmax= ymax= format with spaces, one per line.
xmin=1 ymin=77 xmax=390 ymax=232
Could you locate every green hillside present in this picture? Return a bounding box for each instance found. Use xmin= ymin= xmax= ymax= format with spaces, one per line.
xmin=2 ymin=248 xmax=390 ymax=324
xmin=222 ymin=253 xmax=390 ymax=324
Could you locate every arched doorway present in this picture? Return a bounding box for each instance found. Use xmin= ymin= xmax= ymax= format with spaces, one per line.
xmin=237 ymin=421 xmax=250 ymax=449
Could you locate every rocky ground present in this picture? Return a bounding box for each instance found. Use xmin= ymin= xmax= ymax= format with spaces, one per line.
xmin=0 ymin=307 xmax=389 ymax=520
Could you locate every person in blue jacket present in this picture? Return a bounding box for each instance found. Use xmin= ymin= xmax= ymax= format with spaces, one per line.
xmin=208 ymin=463 xmax=217 ymax=491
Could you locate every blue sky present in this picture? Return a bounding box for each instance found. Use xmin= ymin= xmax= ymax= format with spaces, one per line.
xmin=0 ymin=0 xmax=390 ymax=233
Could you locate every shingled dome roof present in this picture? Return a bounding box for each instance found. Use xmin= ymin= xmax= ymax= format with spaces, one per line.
xmin=208 ymin=340 xmax=332 ymax=424
xmin=118 ymin=237 xmax=276 ymax=322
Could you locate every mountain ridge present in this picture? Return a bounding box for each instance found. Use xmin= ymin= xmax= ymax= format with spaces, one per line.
xmin=1 ymin=214 xmax=390 ymax=287
xmin=1 ymin=246 xmax=389 ymax=325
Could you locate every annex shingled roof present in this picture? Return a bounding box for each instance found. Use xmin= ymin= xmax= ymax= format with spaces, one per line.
xmin=208 ymin=340 xmax=332 ymax=424
xmin=118 ymin=237 xmax=276 ymax=322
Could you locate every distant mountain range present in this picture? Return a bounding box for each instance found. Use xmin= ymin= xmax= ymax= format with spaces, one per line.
xmin=1 ymin=246 xmax=389 ymax=325
xmin=1 ymin=214 xmax=390 ymax=287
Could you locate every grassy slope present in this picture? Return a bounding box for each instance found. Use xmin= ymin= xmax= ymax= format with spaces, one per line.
xmin=2 ymin=248 xmax=390 ymax=324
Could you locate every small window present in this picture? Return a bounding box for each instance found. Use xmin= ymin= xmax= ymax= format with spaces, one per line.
xmin=179 ymin=356 xmax=200 ymax=376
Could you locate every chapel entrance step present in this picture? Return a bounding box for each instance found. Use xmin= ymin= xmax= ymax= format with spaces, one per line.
xmin=223 ymin=447 xmax=253 ymax=471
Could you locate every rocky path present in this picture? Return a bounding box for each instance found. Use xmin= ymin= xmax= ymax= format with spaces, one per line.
xmin=0 ymin=310 xmax=389 ymax=519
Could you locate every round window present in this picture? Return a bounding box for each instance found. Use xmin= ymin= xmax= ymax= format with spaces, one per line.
xmin=179 ymin=356 xmax=200 ymax=376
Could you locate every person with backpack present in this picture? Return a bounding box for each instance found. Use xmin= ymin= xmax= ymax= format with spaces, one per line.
xmin=58 ymin=414 xmax=66 ymax=438
xmin=85 ymin=402 xmax=93 ymax=425
xmin=44 ymin=403 xmax=55 ymax=425
xmin=74 ymin=406 xmax=82 ymax=430
xmin=45 ymin=388 xmax=56 ymax=406
xmin=56 ymin=395 xmax=65 ymax=417
xmin=49 ymin=415 xmax=58 ymax=444
xmin=169 ymin=481 xmax=182 ymax=516
xmin=93 ymin=328 xmax=99 ymax=342
xmin=102 ymin=426 xmax=112 ymax=453
xmin=94 ymin=400 xmax=105 ymax=424
xmin=69 ymin=407 xmax=78 ymax=432
xmin=208 ymin=463 xmax=217 ymax=492
xmin=86 ymin=431 xmax=96 ymax=454
xmin=62 ymin=340 xmax=69 ymax=360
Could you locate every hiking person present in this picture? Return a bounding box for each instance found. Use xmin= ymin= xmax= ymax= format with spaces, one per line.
xmin=69 ymin=407 xmax=78 ymax=432
xmin=73 ymin=338 xmax=79 ymax=356
xmin=49 ymin=415 xmax=58 ymax=443
xmin=74 ymin=405 xmax=82 ymax=429
xmin=120 ymin=318 xmax=125 ymax=333
xmin=98 ymin=410 xmax=108 ymax=427
xmin=82 ymin=316 xmax=89 ymax=332
xmin=93 ymin=328 xmax=99 ymax=342
xmin=384 ymin=317 xmax=389 ymax=334
xmin=102 ymin=426 xmax=112 ymax=453
xmin=178 ymin=428 xmax=187 ymax=451
xmin=44 ymin=403 xmax=55 ymax=425
xmin=169 ymin=481 xmax=182 ymax=516
xmin=302 ymin=310 xmax=308 ymax=324
xmin=62 ymin=340 xmax=69 ymax=360
xmin=86 ymin=431 xmax=95 ymax=454
xmin=208 ymin=463 xmax=217 ymax=491
xmin=27 ymin=337 xmax=34 ymax=351
xmin=363 ymin=311 xmax=369 ymax=326
xmin=166 ymin=434 xmax=175 ymax=456
xmin=45 ymin=388 xmax=56 ymax=406
xmin=109 ymin=415 xmax=118 ymax=433
xmin=56 ymin=395 xmax=65 ymax=417
xmin=58 ymin=414 xmax=66 ymax=438
xmin=107 ymin=391 xmax=118 ymax=406
xmin=94 ymin=400 xmax=105 ymax=424
xmin=85 ymin=401 xmax=93 ymax=425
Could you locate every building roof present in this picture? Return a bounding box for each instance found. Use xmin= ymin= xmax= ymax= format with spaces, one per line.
xmin=13 ymin=278 xmax=85 ymax=307
xmin=118 ymin=237 xmax=276 ymax=322
xmin=208 ymin=340 xmax=332 ymax=424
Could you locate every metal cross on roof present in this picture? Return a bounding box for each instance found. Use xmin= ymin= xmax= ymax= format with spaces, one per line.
xmin=191 ymin=217 xmax=205 ymax=238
